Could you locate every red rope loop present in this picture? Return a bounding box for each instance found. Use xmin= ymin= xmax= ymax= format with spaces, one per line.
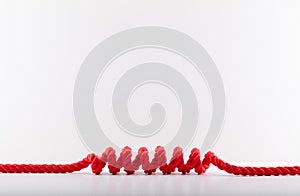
xmin=1 ymin=146 xmax=300 ymax=176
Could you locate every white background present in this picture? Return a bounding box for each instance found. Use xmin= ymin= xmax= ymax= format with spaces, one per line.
xmin=1 ymin=0 xmax=300 ymax=195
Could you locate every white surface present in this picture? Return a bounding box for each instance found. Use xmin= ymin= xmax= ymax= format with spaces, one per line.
xmin=1 ymin=165 xmax=300 ymax=196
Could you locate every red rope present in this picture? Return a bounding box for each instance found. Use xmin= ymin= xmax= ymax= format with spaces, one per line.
xmin=1 ymin=146 xmax=300 ymax=176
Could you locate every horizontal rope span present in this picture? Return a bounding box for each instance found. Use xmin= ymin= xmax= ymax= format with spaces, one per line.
xmin=1 ymin=146 xmax=300 ymax=176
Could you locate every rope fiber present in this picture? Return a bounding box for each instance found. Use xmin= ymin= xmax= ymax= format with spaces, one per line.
xmin=1 ymin=146 xmax=300 ymax=176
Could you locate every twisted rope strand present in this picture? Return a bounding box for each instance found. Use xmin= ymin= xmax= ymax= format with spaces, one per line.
xmin=1 ymin=146 xmax=300 ymax=176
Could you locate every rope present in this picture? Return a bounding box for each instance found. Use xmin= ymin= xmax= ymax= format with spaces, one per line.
xmin=1 ymin=146 xmax=299 ymax=176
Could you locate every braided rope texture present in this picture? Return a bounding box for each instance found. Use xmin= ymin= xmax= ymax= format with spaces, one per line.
xmin=1 ymin=146 xmax=300 ymax=176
